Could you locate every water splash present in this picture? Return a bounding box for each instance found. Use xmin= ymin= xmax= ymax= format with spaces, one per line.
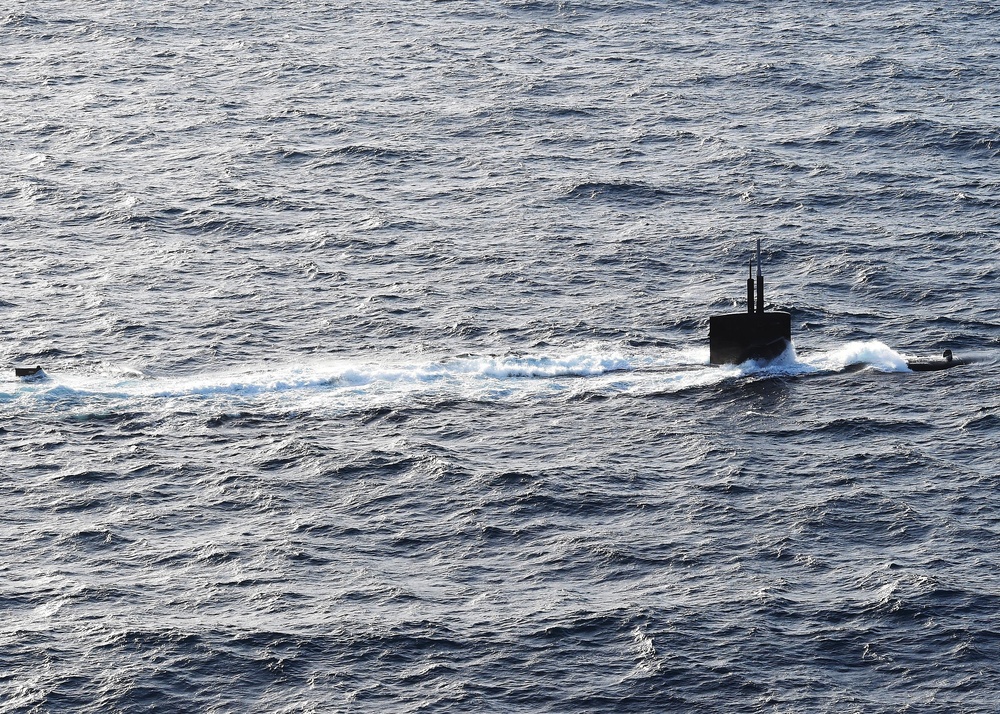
xmin=800 ymin=340 xmax=910 ymax=373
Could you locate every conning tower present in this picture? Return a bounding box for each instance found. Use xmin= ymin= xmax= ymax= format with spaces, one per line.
xmin=709 ymin=240 xmax=791 ymax=365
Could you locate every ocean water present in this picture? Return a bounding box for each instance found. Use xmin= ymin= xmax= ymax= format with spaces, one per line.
xmin=1 ymin=1 xmax=999 ymax=711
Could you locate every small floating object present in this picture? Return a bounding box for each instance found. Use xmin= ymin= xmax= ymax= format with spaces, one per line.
xmin=709 ymin=239 xmax=791 ymax=365
xmin=14 ymin=365 xmax=44 ymax=378
xmin=906 ymin=350 xmax=968 ymax=372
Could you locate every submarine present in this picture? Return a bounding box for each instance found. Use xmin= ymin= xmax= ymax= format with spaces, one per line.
xmin=709 ymin=241 xmax=967 ymax=372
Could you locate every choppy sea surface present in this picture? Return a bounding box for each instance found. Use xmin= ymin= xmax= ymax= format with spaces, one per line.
xmin=2 ymin=2 xmax=999 ymax=711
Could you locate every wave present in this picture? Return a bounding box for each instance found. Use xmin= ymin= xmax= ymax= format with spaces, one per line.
xmin=563 ymin=181 xmax=675 ymax=204
xmin=827 ymin=118 xmax=1000 ymax=157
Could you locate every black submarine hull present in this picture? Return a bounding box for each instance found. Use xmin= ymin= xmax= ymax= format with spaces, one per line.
xmin=906 ymin=355 xmax=968 ymax=371
xmin=709 ymin=312 xmax=791 ymax=365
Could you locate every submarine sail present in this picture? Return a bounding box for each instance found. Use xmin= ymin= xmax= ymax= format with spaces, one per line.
xmin=709 ymin=240 xmax=791 ymax=365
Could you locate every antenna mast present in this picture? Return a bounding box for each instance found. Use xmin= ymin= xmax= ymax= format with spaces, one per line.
xmin=755 ymin=238 xmax=764 ymax=314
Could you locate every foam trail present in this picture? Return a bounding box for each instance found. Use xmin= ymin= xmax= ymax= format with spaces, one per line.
xmin=3 ymin=341 xmax=913 ymax=411
xmin=9 ymin=349 xmax=659 ymax=404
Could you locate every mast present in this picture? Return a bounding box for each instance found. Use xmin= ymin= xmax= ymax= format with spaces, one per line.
xmin=755 ymin=238 xmax=764 ymax=314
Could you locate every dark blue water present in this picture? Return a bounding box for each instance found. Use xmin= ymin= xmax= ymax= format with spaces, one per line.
xmin=2 ymin=2 xmax=999 ymax=711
